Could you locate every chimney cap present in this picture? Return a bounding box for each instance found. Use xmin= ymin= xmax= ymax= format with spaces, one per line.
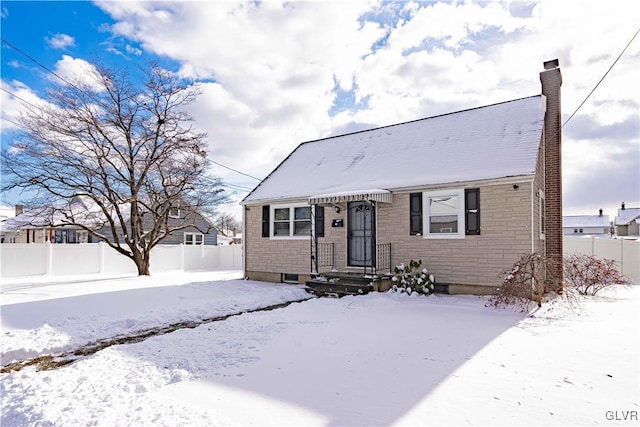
xmin=543 ymin=59 xmax=560 ymax=70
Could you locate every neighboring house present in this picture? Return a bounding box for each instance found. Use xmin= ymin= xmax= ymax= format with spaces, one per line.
xmin=0 ymin=204 xmax=16 ymax=222
xmin=0 ymin=196 xmax=218 ymax=245
xmin=217 ymin=232 xmax=242 ymax=246
xmin=0 ymin=204 xmax=18 ymax=243
xmin=563 ymin=210 xmax=611 ymax=236
xmin=0 ymin=201 xmax=94 ymax=244
xmin=614 ymin=203 xmax=640 ymax=237
xmin=241 ymin=60 xmax=564 ymax=295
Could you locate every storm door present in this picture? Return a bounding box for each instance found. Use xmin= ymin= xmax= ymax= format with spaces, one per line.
xmin=347 ymin=201 xmax=375 ymax=267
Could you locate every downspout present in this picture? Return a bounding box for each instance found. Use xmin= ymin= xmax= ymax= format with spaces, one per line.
xmin=531 ymin=183 xmax=535 ymax=254
xmin=312 ymin=204 xmax=318 ymax=275
xmin=242 ymin=206 xmax=247 ymax=278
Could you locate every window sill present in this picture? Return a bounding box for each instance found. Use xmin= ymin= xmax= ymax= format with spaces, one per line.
xmin=270 ymin=235 xmax=310 ymax=240
xmin=424 ymin=233 xmax=465 ymax=240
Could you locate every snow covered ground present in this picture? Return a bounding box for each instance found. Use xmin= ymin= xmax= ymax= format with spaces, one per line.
xmin=1 ymin=271 xmax=638 ymax=426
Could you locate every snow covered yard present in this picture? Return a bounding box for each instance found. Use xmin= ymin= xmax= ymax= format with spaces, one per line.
xmin=1 ymin=272 xmax=638 ymax=426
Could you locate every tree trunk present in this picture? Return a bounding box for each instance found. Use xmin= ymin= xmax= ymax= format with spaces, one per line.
xmin=134 ymin=253 xmax=151 ymax=276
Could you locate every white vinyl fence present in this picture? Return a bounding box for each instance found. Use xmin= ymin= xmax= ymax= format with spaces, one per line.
xmin=564 ymin=236 xmax=640 ymax=283
xmin=0 ymin=242 xmax=242 ymax=279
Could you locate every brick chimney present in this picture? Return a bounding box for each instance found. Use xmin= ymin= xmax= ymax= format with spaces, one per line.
xmin=15 ymin=204 xmax=24 ymax=216
xmin=540 ymin=59 xmax=563 ymax=293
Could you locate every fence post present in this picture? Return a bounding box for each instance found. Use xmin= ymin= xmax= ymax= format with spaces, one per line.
xmin=180 ymin=243 xmax=185 ymax=271
xmin=99 ymin=241 xmax=105 ymax=274
xmin=46 ymin=241 xmax=53 ymax=276
xmin=620 ymin=238 xmax=624 ymax=274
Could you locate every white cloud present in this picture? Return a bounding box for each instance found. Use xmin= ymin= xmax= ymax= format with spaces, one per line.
xmin=50 ymin=55 xmax=103 ymax=91
xmin=46 ymin=33 xmax=75 ymax=50
xmin=65 ymin=0 xmax=640 ymax=215
xmin=125 ymin=44 xmax=142 ymax=56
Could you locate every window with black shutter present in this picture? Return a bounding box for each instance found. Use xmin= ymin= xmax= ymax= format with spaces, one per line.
xmin=410 ymin=192 xmax=423 ymax=235
xmin=261 ymin=205 xmax=270 ymax=237
xmin=315 ymin=206 xmax=325 ymax=238
xmin=465 ymin=188 xmax=480 ymax=235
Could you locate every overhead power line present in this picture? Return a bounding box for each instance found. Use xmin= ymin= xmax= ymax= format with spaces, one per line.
xmin=1 ymin=87 xmax=41 ymax=110
xmin=562 ymin=27 xmax=640 ymax=128
xmin=2 ymin=37 xmax=266 ymax=184
xmin=209 ymin=160 xmax=262 ymax=181
xmin=1 ymin=37 xmax=85 ymax=94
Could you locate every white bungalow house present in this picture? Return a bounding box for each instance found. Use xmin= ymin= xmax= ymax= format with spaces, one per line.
xmin=240 ymin=60 xmax=564 ymax=295
xmin=563 ymin=209 xmax=611 ymax=236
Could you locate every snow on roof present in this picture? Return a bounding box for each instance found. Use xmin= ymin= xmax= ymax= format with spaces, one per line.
xmin=243 ymin=96 xmax=545 ymax=204
xmin=563 ymin=215 xmax=610 ymax=228
xmin=0 ymin=196 xmax=110 ymax=232
xmin=614 ymin=208 xmax=640 ymax=226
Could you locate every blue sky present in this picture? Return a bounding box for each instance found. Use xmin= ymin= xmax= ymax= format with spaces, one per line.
xmin=1 ymin=0 xmax=639 ymax=220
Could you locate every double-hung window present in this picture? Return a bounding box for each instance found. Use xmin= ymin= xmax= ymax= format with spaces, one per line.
xmin=425 ymin=190 xmax=464 ymax=238
xmin=184 ymin=232 xmax=204 ymax=245
xmin=271 ymin=204 xmax=311 ymax=238
xmin=169 ymin=202 xmax=181 ymax=219
xmin=76 ymin=230 xmax=89 ymax=243
xmin=410 ymin=189 xmax=479 ymax=239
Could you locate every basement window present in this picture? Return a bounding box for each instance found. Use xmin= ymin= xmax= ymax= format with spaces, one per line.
xmin=282 ymin=273 xmax=299 ymax=284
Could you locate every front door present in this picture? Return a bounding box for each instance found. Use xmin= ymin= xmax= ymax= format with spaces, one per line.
xmin=347 ymin=201 xmax=375 ymax=267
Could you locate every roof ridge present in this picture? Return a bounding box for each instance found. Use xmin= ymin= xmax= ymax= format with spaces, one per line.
xmin=298 ymin=94 xmax=542 ymax=146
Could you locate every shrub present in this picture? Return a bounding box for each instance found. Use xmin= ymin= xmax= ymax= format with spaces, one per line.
xmin=486 ymin=253 xmax=546 ymax=312
xmin=564 ymin=254 xmax=633 ymax=296
xmin=390 ymin=259 xmax=435 ymax=296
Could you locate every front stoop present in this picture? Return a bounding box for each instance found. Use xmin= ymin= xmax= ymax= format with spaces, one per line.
xmin=305 ymin=272 xmax=391 ymax=297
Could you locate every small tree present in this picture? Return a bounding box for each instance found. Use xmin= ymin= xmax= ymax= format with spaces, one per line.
xmin=564 ymin=254 xmax=633 ymax=295
xmin=1 ymin=63 xmax=226 ymax=275
xmin=390 ymin=259 xmax=436 ymax=295
xmin=486 ymin=253 xmax=547 ymax=311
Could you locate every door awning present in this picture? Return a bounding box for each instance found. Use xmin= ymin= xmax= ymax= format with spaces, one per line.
xmin=308 ymin=189 xmax=392 ymax=205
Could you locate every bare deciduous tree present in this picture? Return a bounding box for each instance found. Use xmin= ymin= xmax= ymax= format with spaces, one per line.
xmin=1 ymin=64 xmax=226 ymax=275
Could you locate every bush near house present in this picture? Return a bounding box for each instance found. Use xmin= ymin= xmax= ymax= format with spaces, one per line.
xmin=487 ymin=252 xmax=633 ymax=312
xmin=486 ymin=253 xmax=547 ymax=312
xmin=563 ymin=254 xmax=633 ymax=296
xmin=390 ymin=259 xmax=435 ymax=296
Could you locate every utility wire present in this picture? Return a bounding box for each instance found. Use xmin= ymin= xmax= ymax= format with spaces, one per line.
xmin=562 ymin=27 xmax=640 ymax=128
xmin=1 ymin=114 xmax=22 ymax=128
xmin=1 ymin=87 xmax=42 ymax=110
xmin=2 ymin=37 xmax=265 ymax=184
xmin=1 ymin=37 xmax=89 ymax=97
xmin=209 ymin=160 xmax=262 ymax=181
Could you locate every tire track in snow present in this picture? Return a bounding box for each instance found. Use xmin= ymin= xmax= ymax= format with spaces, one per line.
xmin=1 ymin=297 xmax=314 ymax=373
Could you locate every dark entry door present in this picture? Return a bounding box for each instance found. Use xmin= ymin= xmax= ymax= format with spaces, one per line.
xmin=347 ymin=201 xmax=375 ymax=267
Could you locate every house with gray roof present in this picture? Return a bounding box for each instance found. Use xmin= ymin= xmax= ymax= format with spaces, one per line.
xmin=241 ymin=60 xmax=564 ymax=295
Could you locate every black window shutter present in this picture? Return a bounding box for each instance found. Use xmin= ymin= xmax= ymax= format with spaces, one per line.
xmin=465 ymin=189 xmax=480 ymax=235
xmin=315 ymin=206 xmax=325 ymax=238
xmin=409 ymin=193 xmax=423 ymax=235
xmin=261 ymin=205 xmax=270 ymax=237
